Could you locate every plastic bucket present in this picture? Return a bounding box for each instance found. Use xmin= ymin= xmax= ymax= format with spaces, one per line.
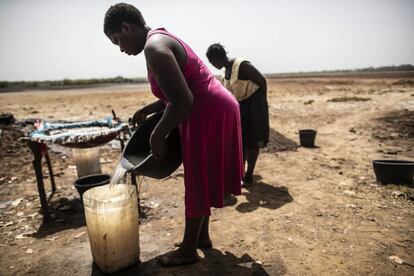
xmin=83 ymin=184 xmax=139 ymax=273
xmin=72 ymin=148 xmax=102 ymax=178
xmin=73 ymin=174 xmax=110 ymax=199
xmin=372 ymin=160 xmax=414 ymax=184
xmin=299 ymin=129 xmax=317 ymax=148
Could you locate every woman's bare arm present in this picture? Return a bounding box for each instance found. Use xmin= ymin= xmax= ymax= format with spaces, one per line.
xmin=142 ymin=99 xmax=166 ymax=115
xmin=239 ymin=61 xmax=267 ymax=97
xmin=144 ymin=35 xmax=193 ymax=157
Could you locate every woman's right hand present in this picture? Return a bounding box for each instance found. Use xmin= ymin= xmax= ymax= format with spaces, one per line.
xmin=130 ymin=108 xmax=147 ymax=127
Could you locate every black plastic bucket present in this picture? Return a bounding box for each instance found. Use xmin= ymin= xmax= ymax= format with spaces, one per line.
xmin=73 ymin=174 xmax=111 ymax=199
xmin=372 ymin=160 xmax=414 ymax=185
xmin=299 ymin=129 xmax=317 ymax=148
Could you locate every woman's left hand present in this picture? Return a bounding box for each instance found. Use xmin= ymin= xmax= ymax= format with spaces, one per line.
xmin=150 ymin=131 xmax=167 ymax=159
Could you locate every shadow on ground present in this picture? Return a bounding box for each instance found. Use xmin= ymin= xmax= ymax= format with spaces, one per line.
xmin=34 ymin=197 xmax=85 ymax=238
xmin=91 ymin=248 xmax=286 ymax=275
xmin=236 ymin=179 xmax=293 ymax=213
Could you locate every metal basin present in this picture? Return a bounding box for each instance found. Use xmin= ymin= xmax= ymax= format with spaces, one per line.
xmin=121 ymin=112 xmax=182 ymax=179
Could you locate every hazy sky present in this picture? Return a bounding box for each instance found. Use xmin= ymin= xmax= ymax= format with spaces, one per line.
xmin=1 ymin=0 xmax=413 ymax=81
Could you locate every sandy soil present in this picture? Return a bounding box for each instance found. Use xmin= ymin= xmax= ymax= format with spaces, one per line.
xmin=0 ymin=75 xmax=413 ymax=275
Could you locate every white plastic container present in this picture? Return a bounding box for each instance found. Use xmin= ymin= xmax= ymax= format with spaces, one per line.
xmin=72 ymin=148 xmax=102 ymax=178
xmin=83 ymin=184 xmax=139 ymax=273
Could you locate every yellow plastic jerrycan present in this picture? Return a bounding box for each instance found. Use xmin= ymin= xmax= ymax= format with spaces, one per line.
xmin=83 ymin=184 xmax=139 ymax=273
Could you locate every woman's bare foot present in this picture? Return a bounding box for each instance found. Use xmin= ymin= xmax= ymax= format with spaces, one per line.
xmin=158 ymin=248 xmax=199 ymax=266
xmin=242 ymin=174 xmax=253 ymax=187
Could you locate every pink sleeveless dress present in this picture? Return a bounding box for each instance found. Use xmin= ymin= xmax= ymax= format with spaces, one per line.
xmin=146 ymin=28 xmax=243 ymax=218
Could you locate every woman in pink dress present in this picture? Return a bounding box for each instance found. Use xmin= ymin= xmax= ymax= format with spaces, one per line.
xmin=104 ymin=3 xmax=243 ymax=266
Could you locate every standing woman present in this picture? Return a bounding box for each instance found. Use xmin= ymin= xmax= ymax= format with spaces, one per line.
xmin=206 ymin=44 xmax=269 ymax=186
xmin=104 ymin=4 xmax=243 ymax=266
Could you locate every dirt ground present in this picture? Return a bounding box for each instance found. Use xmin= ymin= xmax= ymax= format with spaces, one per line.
xmin=0 ymin=74 xmax=413 ymax=275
